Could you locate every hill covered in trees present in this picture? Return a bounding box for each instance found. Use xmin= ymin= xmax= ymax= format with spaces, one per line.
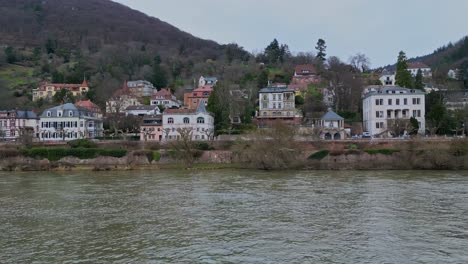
xmin=0 ymin=0 xmax=222 ymax=58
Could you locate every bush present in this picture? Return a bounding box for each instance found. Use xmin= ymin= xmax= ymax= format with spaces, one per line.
xmin=308 ymin=150 xmax=329 ymax=160
xmin=153 ymin=151 xmax=161 ymax=162
xmin=23 ymin=147 xmax=127 ymax=161
xmin=194 ymin=142 xmax=214 ymax=151
xmin=133 ymin=150 xmax=153 ymax=161
xmin=364 ymin=149 xmax=400 ymax=155
xmin=0 ymin=148 xmax=21 ymax=158
xmin=67 ymin=139 xmax=97 ymax=149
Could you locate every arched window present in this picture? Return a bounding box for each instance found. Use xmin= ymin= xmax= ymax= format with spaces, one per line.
xmin=168 ymin=117 xmax=174 ymax=124
xmin=197 ymin=117 xmax=205 ymax=124
xmin=183 ymin=117 xmax=190 ymax=124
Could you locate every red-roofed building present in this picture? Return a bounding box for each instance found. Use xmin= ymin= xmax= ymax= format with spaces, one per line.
xmin=32 ymin=79 xmax=89 ymax=101
xmin=183 ymin=86 xmax=213 ymax=109
xmin=150 ymin=88 xmax=181 ymax=108
xmin=290 ymin=64 xmax=321 ymax=91
xmin=105 ymin=81 xmax=141 ymax=114
xmin=407 ymin=62 xmax=432 ymax=77
xmin=75 ymin=100 xmax=103 ymax=118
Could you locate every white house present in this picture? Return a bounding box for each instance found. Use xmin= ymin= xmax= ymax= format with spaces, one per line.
xmin=379 ymin=72 xmax=396 ymax=86
xmin=126 ymin=80 xmax=157 ymax=97
xmin=39 ymin=103 xmax=103 ymax=141
xmin=125 ymin=105 xmax=161 ymax=117
xmin=257 ymin=86 xmax=301 ymax=123
xmin=150 ymin=88 xmax=181 ymax=109
xmin=362 ymin=86 xmax=425 ymax=137
xmin=106 ymin=82 xmax=141 ymax=114
xmin=319 ymin=110 xmax=346 ymax=140
xmin=199 ymin=76 xmax=218 ymax=87
xmin=162 ymin=102 xmax=214 ymax=141
xmin=448 ymin=69 xmax=459 ymax=80
xmin=407 ymin=62 xmax=432 ymax=77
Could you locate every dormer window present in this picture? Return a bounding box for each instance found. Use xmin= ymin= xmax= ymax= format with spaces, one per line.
xmin=57 ymin=111 xmax=62 ymax=117
xmin=69 ymin=111 xmax=73 ymax=117
xmin=47 ymin=111 xmax=51 ymax=117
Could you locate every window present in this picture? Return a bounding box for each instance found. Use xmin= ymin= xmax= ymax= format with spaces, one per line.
xmin=376 ymin=122 xmax=384 ymax=129
xmin=273 ymin=94 xmax=276 ymax=100
xmin=388 ymin=99 xmax=392 ymax=105
xmin=404 ymin=98 xmax=408 ymax=105
xmin=168 ymin=118 xmax=174 ymax=124
xmin=69 ymin=111 xmax=73 ymax=117
xmin=197 ymin=117 xmax=205 ymax=124
xmin=375 ymin=99 xmax=383 ymax=105
xmin=278 ymin=103 xmax=282 ymax=109
xmin=396 ymin=99 xmax=400 ymax=105
xmin=376 ymin=111 xmax=384 ymax=118
xmin=58 ymin=111 xmax=62 ymax=117
xmin=278 ymin=94 xmax=282 ymax=100
xmin=263 ymin=95 xmax=267 ymax=100
xmin=262 ymin=102 xmax=267 ymax=108
xmin=273 ymin=103 xmax=276 ymax=109
xmin=183 ymin=117 xmax=190 ymax=124
xmin=47 ymin=111 xmax=51 ymax=117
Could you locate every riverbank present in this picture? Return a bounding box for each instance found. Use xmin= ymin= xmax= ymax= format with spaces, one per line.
xmin=1 ymin=138 xmax=468 ymax=171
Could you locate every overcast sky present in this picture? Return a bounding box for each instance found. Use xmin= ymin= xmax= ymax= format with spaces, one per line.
xmin=114 ymin=0 xmax=468 ymax=67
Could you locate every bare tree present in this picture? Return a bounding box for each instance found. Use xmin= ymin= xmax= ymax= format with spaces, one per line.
xmin=233 ymin=122 xmax=301 ymax=170
xmin=387 ymin=118 xmax=411 ymax=137
xmin=348 ymin=53 xmax=370 ymax=72
xmin=169 ymin=128 xmax=197 ymax=168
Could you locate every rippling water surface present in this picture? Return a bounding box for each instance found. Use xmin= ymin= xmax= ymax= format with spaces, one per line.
xmin=1 ymin=170 xmax=468 ymax=263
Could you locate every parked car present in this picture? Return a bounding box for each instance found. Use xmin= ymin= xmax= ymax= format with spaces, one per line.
xmin=362 ymin=132 xmax=371 ymax=138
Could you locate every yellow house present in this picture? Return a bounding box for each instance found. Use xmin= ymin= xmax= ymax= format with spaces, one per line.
xmin=32 ymin=79 xmax=89 ymax=101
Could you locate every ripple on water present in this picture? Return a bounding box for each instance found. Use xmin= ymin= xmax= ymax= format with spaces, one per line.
xmin=1 ymin=170 xmax=468 ymax=263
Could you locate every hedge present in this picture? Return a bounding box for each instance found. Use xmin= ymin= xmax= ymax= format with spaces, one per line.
xmin=23 ymin=147 xmax=127 ymax=161
xmin=364 ymin=149 xmax=400 ymax=155
xmin=67 ymin=139 xmax=97 ymax=149
xmin=153 ymin=151 xmax=161 ymax=162
xmin=308 ymin=150 xmax=329 ymax=160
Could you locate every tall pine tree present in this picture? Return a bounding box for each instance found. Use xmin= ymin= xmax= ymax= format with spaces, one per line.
xmin=395 ymin=51 xmax=413 ymax=88
xmin=414 ymin=69 xmax=424 ymax=90
xmin=315 ymin=39 xmax=327 ymax=62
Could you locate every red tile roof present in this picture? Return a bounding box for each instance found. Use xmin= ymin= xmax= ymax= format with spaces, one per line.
xmin=164 ymin=108 xmax=196 ymax=114
xmin=193 ymin=86 xmax=213 ymax=93
xmin=295 ymin=64 xmax=317 ymax=75
xmin=408 ymin=62 xmax=430 ymax=69
xmin=151 ymin=88 xmax=173 ymax=100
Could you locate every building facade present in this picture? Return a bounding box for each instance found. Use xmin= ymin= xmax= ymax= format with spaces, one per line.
xmin=162 ymin=103 xmax=214 ymax=141
xmin=125 ymin=105 xmax=161 ymax=117
xmin=199 ymin=76 xmax=218 ymax=87
xmin=319 ymin=110 xmax=346 ymax=140
xmin=140 ymin=115 xmax=163 ymax=141
xmin=183 ymin=86 xmax=213 ymax=109
xmin=106 ymin=82 xmax=142 ymax=114
xmin=32 ymin=80 xmax=89 ymax=101
xmin=379 ymin=72 xmax=396 ymax=85
xmin=150 ymin=88 xmax=181 ymax=108
xmin=126 ymin=80 xmax=157 ymax=97
xmin=39 ymin=103 xmax=103 ymax=141
xmin=362 ymin=86 xmax=425 ymax=137
xmin=257 ymin=87 xmax=298 ymax=120
xmin=407 ymin=62 xmax=432 ymax=77
xmin=0 ymin=110 xmax=39 ymax=141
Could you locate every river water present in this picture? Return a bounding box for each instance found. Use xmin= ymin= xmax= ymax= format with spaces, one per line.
xmin=1 ymin=170 xmax=468 ymax=263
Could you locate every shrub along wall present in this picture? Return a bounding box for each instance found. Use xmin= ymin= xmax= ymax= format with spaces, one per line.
xmin=22 ymin=147 xmax=127 ymax=161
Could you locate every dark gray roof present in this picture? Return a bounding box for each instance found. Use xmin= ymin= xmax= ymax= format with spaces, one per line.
xmin=16 ymin=110 xmax=37 ymax=119
xmin=259 ymin=87 xmax=295 ymax=93
xmin=363 ymin=85 xmax=425 ymax=99
xmin=322 ymin=110 xmax=344 ymax=121
xmin=40 ymin=103 xmax=95 ymax=118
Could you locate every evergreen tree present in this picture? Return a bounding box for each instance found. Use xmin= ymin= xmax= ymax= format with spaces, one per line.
xmin=264 ymin=39 xmax=281 ymax=64
xmin=257 ymin=70 xmax=269 ymax=88
xmin=4 ymin=46 xmax=16 ymax=63
xmin=151 ymin=55 xmax=168 ymax=89
xmin=395 ymin=51 xmax=413 ymax=88
xmin=207 ymin=84 xmax=230 ymax=133
xmin=414 ymin=69 xmax=424 ymax=90
xmin=315 ymin=39 xmax=327 ymax=62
